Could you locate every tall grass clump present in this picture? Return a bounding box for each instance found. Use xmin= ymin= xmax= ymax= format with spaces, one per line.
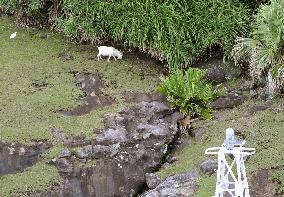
xmin=0 ymin=0 xmax=250 ymax=69
xmin=57 ymin=0 xmax=250 ymax=69
xmin=158 ymin=68 xmax=220 ymax=119
xmin=232 ymin=0 xmax=284 ymax=97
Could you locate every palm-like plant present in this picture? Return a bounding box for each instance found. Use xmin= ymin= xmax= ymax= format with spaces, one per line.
xmin=158 ymin=68 xmax=220 ymax=119
xmin=232 ymin=0 xmax=284 ymax=97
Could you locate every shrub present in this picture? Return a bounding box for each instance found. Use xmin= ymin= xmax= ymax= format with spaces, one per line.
xmin=158 ymin=68 xmax=219 ymax=119
xmin=232 ymin=0 xmax=284 ymax=97
xmin=0 ymin=0 xmax=250 ymax=69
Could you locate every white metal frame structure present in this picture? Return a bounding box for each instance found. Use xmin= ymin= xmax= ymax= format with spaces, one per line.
xmin=205 ymin=129 xmax=255 ymax=197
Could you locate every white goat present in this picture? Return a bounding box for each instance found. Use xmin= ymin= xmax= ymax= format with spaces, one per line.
xmin=97 ymin=46 xmax=123 ymax=62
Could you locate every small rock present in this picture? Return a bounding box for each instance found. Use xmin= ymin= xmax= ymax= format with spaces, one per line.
xmin=209 ymin=91 xmax=245 ymax=109
xmin=145 ymin=173 xmax=162 ymax=189
xmin=56 ymin=158 xmax=73 ymax=173
xmin=200 ymin=159 xmax=218 ymax=175
xmin=59 ymin=148 xmax=71 ymax=158
xmin=76 ymin=145 xmax=93 ymax=159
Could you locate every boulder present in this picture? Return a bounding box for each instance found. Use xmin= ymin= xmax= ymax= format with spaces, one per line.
xmin=76 ymin=145 xmax=93 ymax=159
xmin=200 ymin=159 xmax=218 ymax=175
xmin=141 ymin=171 xmax=199 ymax=197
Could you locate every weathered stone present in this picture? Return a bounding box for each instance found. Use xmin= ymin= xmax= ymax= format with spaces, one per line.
xmin=145 ymin=173 xmax=162 ymax=189
xmin=103 ymin=113 xmax=126 ymax=128
xmin=209 ymin=91 xmax=245 ymax=109
xmin=76 ymin=145 xmax=93 ymax=159
xmin=92 ymin=143 xmax=120 ymax=158
xmin=200 ymin=159 xmax=218 ymax=175
xmin=141 ymin=171 xmax=199 ymax=197
xmin=59 ymin=148 xmax=71 ymax=158
xmin=56 ymin=158 xmax=73 ymax=173
xmin=138 ymin=123 xmax=168 ymax=139
xmin=95 ymin=127 xmax=128 ymax=144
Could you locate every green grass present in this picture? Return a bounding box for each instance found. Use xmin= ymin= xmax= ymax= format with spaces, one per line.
xmin=0 ymin=16 xmax=160 ymax=144
xmin=0 ymin=163 xmax=62 ymax=197
xmin=158 ymin=98 xmax=284 ymax=196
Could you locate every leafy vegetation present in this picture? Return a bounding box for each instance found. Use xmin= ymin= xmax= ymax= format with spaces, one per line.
xmin=0 ymin=0 xmax=250 ymax=69
xmin=158 ymin=68 xmax=220 ymax=119
xmin=232 ymin=0 xmax=284 ymax=97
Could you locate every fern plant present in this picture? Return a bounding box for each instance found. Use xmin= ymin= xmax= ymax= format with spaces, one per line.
xmin=232 ymin=0 xmax=284 ymax=97
xmin=158 ymin=68 xmax=219 ymax=119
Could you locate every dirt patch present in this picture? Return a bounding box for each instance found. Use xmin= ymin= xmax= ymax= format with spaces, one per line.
xmin=59 ymin=72 xmax=115 ymax=116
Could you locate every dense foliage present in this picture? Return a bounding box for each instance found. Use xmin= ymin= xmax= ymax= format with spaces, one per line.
xmin=232 ymin=0 xmax=284 ymax=97
xmin=158 ymin=68 xmax=219 ymax=119
xmin=0 ymin=0 xmax=250 ymax=69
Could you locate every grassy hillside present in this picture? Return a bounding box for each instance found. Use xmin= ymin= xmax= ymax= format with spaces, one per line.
xmin=0 ymin=16 xmax=160 ymax=144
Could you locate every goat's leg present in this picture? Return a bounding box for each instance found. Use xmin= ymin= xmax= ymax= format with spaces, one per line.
xmin=114 ymin=56 xmax=117 ymax=61
xmin=108 ymin=55 xmax=111 ymax=62
xmin=97 ymin=54 xmax=101 ymax=61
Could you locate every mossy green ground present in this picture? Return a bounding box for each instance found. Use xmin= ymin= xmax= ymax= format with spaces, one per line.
xmin=158 ymin=98 xmax=284 ymax=196
xmin=0 ymin=163 xmax=61 ymax=197
xmin=0 ymin=16 xmax=160 ymax=144
xmin=0 ymin=16 xmax=161 ymax=196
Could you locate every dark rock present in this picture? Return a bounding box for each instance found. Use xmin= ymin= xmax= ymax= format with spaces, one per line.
xmin=32 ymin=101 xmax=181 ymax=197
xmin=209 ymin=91 xmax=245 ymax=109
xmin=145 ymin=173 xmax=162 ymax=189
xmin=103 ymin=113 xmax=126 ymax=128
xmin=200 ymin=159 xmax=218 ymax=175
xmin=55 ymin=158 xmax=73 ymax=173
xmin=90 ymin=101 xmax=181 ymax=197
xmin=141 ymin=171 xmax=199 ymax=197
xmin=247 ymin=101 xmax=272 ymax=115
xmin=59 ymin=148 xmax=71 ymax=158
xmin=0 ymin=142 xmax=49 ymax=175
xmin=76 ymin=145 xmax=93 ymax=159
